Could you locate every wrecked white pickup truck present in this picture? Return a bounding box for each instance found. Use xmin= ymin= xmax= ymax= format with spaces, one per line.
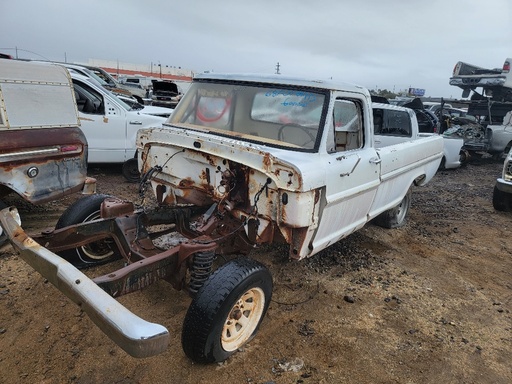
xmin=0 ymin=73 xmax=443 ymax=363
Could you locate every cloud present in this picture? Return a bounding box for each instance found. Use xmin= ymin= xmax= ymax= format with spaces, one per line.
xmin=1 ymin=0 xmax=511 ymax=97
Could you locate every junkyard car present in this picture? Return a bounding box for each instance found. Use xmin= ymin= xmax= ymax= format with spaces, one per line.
xmin=449 ymin=57 xmax=512 ymax=160
xmin=70 ymin=72 xmax=169 ymax=181
xmin=151 ymin=79 xmax=183 ymax=108
xmin=0 ymin=59 xmax=95 ymax=242
xmin=493 ymin=147 xmax=512 ymax=211
xmin=0 ymin=73 xmax=443 ymax=363
xmin=461 ymin=110 xmax=512 ymax=161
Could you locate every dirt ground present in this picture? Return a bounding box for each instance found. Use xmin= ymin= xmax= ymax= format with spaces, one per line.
xmin=0 ymin=160 xmax=511 ymax=384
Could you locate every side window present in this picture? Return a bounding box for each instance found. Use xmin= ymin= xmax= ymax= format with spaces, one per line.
xmin=381 ymin=109 xmax=411 ymax=136
xmin=332 ymin=99 xmax=362 ymax=152
xmin=72 ymin=80 xmax=104 ymax=115
xmin=373 ymin=109 xmax=384 ymax=134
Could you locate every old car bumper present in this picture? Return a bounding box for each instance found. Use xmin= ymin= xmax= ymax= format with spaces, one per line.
xmin=496 ymin=178 xmax=512 ymax=194
xmin=0 ymin=206 xmax=170 ymax=358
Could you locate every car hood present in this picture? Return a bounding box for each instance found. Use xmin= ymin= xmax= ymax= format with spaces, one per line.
xmin=152 ymin=81 xmax=180 ymax=95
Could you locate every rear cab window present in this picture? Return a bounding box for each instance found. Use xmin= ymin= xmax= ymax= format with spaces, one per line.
xmin=373 ymin=108 xmax=412 ymax=137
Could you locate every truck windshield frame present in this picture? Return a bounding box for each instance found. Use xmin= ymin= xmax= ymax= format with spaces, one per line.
xmin=168 ymin=80 xmax=329 ymax=152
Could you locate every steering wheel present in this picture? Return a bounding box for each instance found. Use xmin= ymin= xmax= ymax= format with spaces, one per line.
xmin=278 ymin=123 xmax=316 ymax=147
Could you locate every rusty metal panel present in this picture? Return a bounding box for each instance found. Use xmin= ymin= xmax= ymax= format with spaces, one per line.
xmin=0 ymin=127 xmax=88 ymax=204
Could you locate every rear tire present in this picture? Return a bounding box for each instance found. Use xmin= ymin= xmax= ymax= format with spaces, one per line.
xmin=438 ymin=156 xmax=446 ymax=170
xmin=0 ymin=200 xmax=8 ymax=247
xmin=374 ymin=189 xmax=412 ymax=228
xmin=55 ymin=194 xmax=120 ymax=268
xmin=492 ymin=185 xmax=512 ymax=212
xmin=122 ymin=158 xmax=140 ymax=183
xmin=182 ymin=258 xmax=273 ymax=364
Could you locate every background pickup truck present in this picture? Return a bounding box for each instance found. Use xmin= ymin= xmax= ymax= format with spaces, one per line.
xmin=67 ymin=71 xmax=169 ymax=181
xmin=373 ymin=102 xmax=464 ymax=169
xmin=0 ymin=59 xmax=96 ymax=242
xmin=0 ymin=59 xmax=95 ymax=207
xmin=450 ymin=58 xmax=512 ymax=97
xmin=0 ymin=73 xmax=444 ymax=363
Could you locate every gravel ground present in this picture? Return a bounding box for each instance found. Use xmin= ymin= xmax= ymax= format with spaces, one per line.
xmin=0 ymin=160 xmax=511 ymax=384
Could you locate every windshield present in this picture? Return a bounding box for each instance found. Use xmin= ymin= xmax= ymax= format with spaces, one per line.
xmin=168 ymin=81 xmax=328 ymax=150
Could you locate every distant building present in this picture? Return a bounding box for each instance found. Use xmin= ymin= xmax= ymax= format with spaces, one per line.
xmin=82 ymin=58 xmax=194 ymax=82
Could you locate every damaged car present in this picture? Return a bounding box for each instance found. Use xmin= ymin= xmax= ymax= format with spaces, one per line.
xmin=151 ymin=79 xmax=183 ymax=108
xmin=449 ymin=57 xmax=512 ymax=160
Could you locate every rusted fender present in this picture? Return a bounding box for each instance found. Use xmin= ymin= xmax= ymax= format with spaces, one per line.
xmin=0 ymin=206 xmax=170 ymax=358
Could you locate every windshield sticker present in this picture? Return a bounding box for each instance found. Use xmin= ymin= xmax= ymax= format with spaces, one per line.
xmin=264 ymin=89 xmax=317 ymax=107
xmin=197 ymin=89 xmax=231 ymax=98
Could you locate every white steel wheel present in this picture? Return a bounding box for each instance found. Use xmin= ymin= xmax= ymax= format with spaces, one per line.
xmin=221 ymin=287 xmax=266 ymax=352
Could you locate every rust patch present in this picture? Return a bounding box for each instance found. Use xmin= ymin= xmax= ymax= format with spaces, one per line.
xmin=179 ymin=178 xmax=194 ymax=188
xmin=262 ymin=152 xmax=272 ymax=172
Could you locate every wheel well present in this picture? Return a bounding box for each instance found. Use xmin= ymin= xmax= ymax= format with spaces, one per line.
xmin=504 ymin=141 xmax=512 ymax=155
xmin=414 ymin=174 xmax=427 ymax=186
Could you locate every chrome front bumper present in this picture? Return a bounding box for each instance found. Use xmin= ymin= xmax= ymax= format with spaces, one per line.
xmin=0 ymin=206 xmax=170 ymax=358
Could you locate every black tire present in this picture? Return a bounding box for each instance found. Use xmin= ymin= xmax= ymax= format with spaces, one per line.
xmin=0 ymin=200 xmax=8 ymax=247
xmin=374 ymin=189 xmax=412 ymax=228
xmin=438 ymin=156 xmax=446 ymax=170
xmin=492 ymin=185 xmax=512 ymax=212
xmin=122 ymin=158 xmax=140 ymax=183
xmin=182 ymin=258 xmax=273 ymax=364
xmin=492 ymin=151 xmax=505 ymax=163
xmin=55 ymin=194 xmax=120 ymax=268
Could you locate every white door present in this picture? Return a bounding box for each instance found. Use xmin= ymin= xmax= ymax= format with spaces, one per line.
xmin=311 ymin=98 xmax=380 ymax=252
xmin=73 ymin=79 xmax=128 ymax=163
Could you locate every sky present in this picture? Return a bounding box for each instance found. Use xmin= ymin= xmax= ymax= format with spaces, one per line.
xmin=1 ymin=0 xmax=511 ymax=98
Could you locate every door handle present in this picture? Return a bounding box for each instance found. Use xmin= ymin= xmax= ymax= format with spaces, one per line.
xmin=129 ymin=121 xmax=143 ymax=125
xmin=369 ymin=157 xmax=382 ymax=164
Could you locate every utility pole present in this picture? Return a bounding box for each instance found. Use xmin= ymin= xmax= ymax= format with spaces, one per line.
xmin=275 ymin=62 xmax=280 ymax=75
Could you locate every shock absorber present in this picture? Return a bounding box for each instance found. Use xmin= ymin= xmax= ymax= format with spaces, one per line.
xmin=188 ymin=251 xmax=216 ymax=295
